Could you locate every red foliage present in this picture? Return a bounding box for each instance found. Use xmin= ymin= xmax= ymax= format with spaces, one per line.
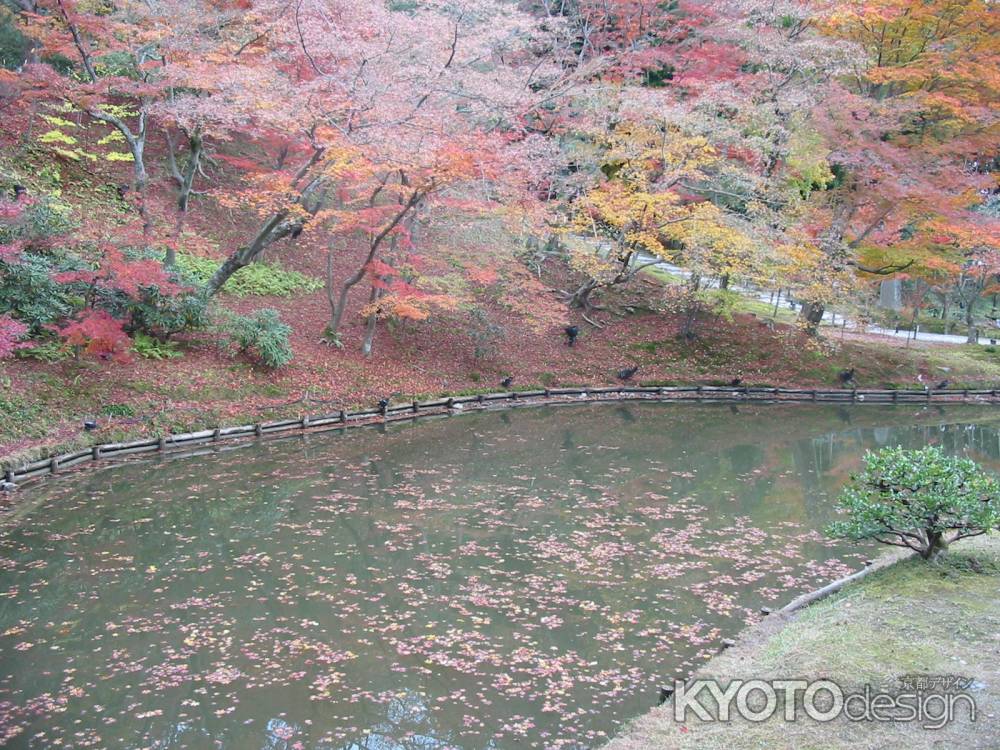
xmin=53 ymin=245 xmax=183 ymax=299
xmin=0 ymin=314 xmax=29 ymax=359
xmin=672 ymin=41 xmax=746 ymax=84
xmin=365 ymin=259 xmax=397 ymax=279
xmin=0 ymin=240 xmax=24 ymax=263
xmin=52 ymin=309 xmax=132 ymax=363
xmin=0 ymin=199 xmax=26 ymax=221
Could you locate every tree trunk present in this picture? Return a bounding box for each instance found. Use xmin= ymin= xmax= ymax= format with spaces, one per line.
xmin=361 ymin=316 xmax=378 ymax=357
xmin=921 ymin=531 xmax=948 ymax=560
xmin=907 ymin=301 xmax=920 ymax=347
xmin=326 ymin=185 xmax=424 ymax=341
xmin=205 ymin=211 xmax=289 ymax=295
xmin=164 ymin=244 xmax=177 ymax=270
xmin=182 ymin=144 xmax=201 ymax=213
xmin=569 ymin=279 xmax=599 ymax=310
xmin=203 ymin=146 xmax=327 ymax=296
xmin=126 ymin=131 xmax=152 ymax=240
xmin=165 ymin=128 xmax=203 ymax=267
xmin=361 ymin=286 xmax=382 ymax=357
xmin=800 ymin=301 xmax=825 ymax=334
xmin=680 ymin=303 xmax=698 ymax=339
xmin=967 ymin=303 xmax=978 ymax=344
xmin=328 ymin=267 xmax=366 ymax=337
xmin=132 ymin=139 xmax=147 ymax=190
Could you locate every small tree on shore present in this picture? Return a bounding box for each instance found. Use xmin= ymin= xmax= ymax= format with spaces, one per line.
xmin=828 ymin=446 xmax=1000 ymax=560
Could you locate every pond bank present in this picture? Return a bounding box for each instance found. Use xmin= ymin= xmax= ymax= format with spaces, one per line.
xmin=6 ymin=385 xmax=1000 ymax=492
xmin=604 ymin=534 xmax=1000 ymax=750
xmin=7 ymin=303 xmax=1000 ymax=482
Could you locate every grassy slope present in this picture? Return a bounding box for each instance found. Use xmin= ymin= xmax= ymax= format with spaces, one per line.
xmin=605 ymin=534 xmax=1000 ymax=750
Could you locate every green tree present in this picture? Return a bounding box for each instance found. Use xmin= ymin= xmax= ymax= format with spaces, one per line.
xmin=828 ymin=446 xmax=1000 ymax=560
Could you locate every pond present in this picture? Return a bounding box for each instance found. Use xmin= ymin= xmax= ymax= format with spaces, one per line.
xmin=2 ymin=402 xmax=1000 ymax=749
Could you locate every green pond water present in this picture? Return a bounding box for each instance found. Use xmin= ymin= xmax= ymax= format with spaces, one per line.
xmin=2 ymin=402 xmax=1000 ymax=749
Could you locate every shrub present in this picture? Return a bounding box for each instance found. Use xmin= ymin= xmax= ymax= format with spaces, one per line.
xmin=14 ymin=338 xmax=71 ymax=362
xmin=175 ymin=253 xmax=322 ymax=297
xmin=57 ymin=308 xmax=132 ymax=363
xmin=827 ymin=446 xmax=1000 ymax=560
xmin=101 ymin=403 xmax=136 ymax=418
xmin=219 ymin=308 xmax=293 ymax=368
xmin=127 ymin=287 xmax=209 ymax=340
xmin=131 ymin=333 xmax=182 ymax=360
xmin=0 ymin=252 xmax=75 ymax=331
xmin=0 ymin=195 xmax=76 ymax=243
xmin=0 ymin=8 xmax=30 ymax=71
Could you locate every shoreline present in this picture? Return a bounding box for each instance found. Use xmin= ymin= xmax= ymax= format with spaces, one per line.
xmin=5 ymin=385 xmax=1000 ymax=494
xmin=604 ymin=536 xmax=1000 ymax=750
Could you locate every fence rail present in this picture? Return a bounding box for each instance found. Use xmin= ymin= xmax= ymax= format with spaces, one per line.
xmin=3 ymin=386 xmax=999 ymax=490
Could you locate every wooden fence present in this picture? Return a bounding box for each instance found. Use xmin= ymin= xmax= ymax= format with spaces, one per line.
xmin=4 ymin=386 xmax=1000 ymax=490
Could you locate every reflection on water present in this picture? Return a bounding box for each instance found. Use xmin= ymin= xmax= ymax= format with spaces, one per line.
xmin=1 ymin=403 xmax=999 ymax=749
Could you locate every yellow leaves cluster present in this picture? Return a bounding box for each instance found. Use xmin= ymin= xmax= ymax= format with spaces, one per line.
xmin=38 ymin=129 xmax=78 ymax=146
xmin=571 ymin=172 xmax=757 ymax=281
xmin=785 ymin=127 xmax=835 ymax=198
xmin=600 ymin=121 xmax=717 ymax=184
xmin=40 ymin=115 xmax=77 ymax=129
xmin=571 ymin=180 xmax=680 ymax=257
xmin=774 ymin=241 xmax=822 ymax=273
xmin=216 ymin=172 xmax=312 ymax=219
xmin=97 ymin=130 xmax=126 ymax=145
xmin=666 ymin=209 xmax=757 ymax=276
xmin=566 ymin=240 xmax=623 ymax=284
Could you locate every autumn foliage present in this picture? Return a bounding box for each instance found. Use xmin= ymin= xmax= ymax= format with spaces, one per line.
xmin=0 ymin=0 xmax=998 ymax=363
